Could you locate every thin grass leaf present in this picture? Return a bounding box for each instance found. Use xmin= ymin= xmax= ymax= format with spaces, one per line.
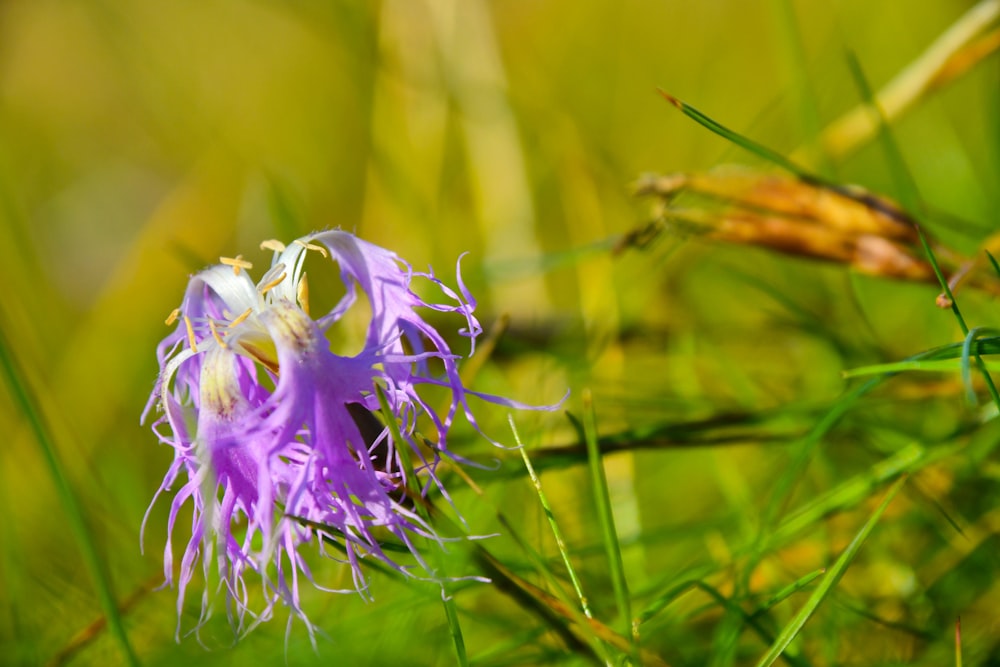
xmin=802 ymin=0 xmax=1000 ymax=163
xmin=47 ymin=574 xmax=162 ymax=667
xmin=844 ymin=52 xmax=922 ymax=213
xmin=843 ymin=358 xmax=1000 ymax=378
xmin=441 ymin=447 xmax=614 ymax=663
xmin=374 ymin=384 xmax=426 ymax=519
xmin=770 ymin=0 xmax=832 ymax=178
xmin=657 ymin=90 xmax=815 ymax=182
xmin=754 ymin=475 xmax=907 ymax=667
xmin=710 ymin=602 xmax=745 ymax=667
xmin=582 ymin=389 xmax=637 ymax=659
xmin=832 ymin=595 xmax=934 ymax=640
xmin=986 ymin=249 xmax=1000 ymax=278
xmin=843 ymin=334 xmax=1000 ymax=379
xmin=961 ymin=328 xmax=1000 ymax=404
xmin=0 ymin=478 xmax=31 ymax=665
xmin=636 ymin=567 xmax=700 ymax=625
xmin=0 ymin=322 xmax=139 ymax=667
xmin=765 ymin=444 xmax=929 ymax=551
xmin=510 ymin=416 xmax=593 ymax=620
xmin=470 ymin=626 xmax=550 ymax=666
xmin=846 ymin=51 xmax=1000 ymax=411
xmin=956 ymin=617 xmax=963 ymax=667
xmin=846 ymin=336 xmax=1000 ymax=373
xmin=843 ymin=50 xmax=956 ymax=312
xmin=374 ymin=384 xmax=468 ymax=667
xmin=442 ymin=590 xmax=470 ymax=667
xmin=923 ymin=337 xmax=1000 ymax=359
xmin=745 ymin=377 xmax=881 ymax=590
xmin=636 ymin=573 xmax=812 ymax=667
xmin=755 ymin=569 xmax=826 ymax=614
xmin=697 ymin=582 xmax=810 ymax=667
xmin=472 ymin=546 xmax=672 ymax=666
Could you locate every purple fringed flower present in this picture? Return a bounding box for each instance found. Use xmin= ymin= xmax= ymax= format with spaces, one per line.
xmin=142 ymin=230 xmax=555 ymax=639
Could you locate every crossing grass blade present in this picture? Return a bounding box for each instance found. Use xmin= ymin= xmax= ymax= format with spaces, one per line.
xmin=699 ymin=580 xmax=810 ymax=667
xmin=755 ymin=569 xmax=826 ymax=614
xmin=754 ymin=475 xmax=907 ymax=667
xmin=744 ymin=377 xmax=882 ymax=592
xmin=764 ymin=443 xmax=930 ymax=551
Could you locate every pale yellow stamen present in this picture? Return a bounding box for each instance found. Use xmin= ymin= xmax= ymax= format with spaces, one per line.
xmin=228 ymin=307 xmax=253 ymax=328
xmin=165 ymin=308 xmax=180 ymax=326
xmin=258 ymin=271 xmax=287 ymax=295
xmin=183 ymin=315 xmax=198 ymax=353
xmin=260 ymin=239 xmax=286 ymax=253
xmin=220 ymin=254 xmax=253 ymax=276
xmin=294 ymin=239 xmax=329 ymax=258
xmin=297 ymin=272 xmax=310 ymax=316
xmin=208 ymin=319 xmax=227 ymax=348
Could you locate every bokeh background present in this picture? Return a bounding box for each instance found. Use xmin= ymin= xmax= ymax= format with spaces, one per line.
xmin=1 ymin=0 xmax=998 ymax=665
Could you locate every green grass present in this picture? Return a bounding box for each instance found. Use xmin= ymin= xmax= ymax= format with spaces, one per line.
xmin=1 ymin=0 xmax=998 ymax=665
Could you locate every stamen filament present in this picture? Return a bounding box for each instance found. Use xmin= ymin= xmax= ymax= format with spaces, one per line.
xmin=229 ymin=308 xmax=253 ymax=328
xmin=183 ymin=315 xmax=198 ymax=353
xmin=209 ymin=320 xmax=227 ymax=348
xmin=258 ymin=272 xmax=287 ymax=295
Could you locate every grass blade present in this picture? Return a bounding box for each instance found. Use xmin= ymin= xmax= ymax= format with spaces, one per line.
xmin=582 ymin=389 xmax=636 ymax=656
xmin=373 ymin=384 xmax=468 ymax=667
xmin=745 ymin=377 xmax=881 ymax=590
xmin=803 ymin=0 xmax=1000 ymax=163
xmin=956 ymin=617 xmax=963 ymax=667
xmin=755 ymin=569 xmax=826 ymax=614
xmin=439 ymin=433 xmax=615 ymax=663
xmin=754 ymin=475 xmax=907 ymax=667
xmin=845 ymin=50 xmax=1000 ymax=411
xmin=766 ymin=444 xmax=928 ymax=551
xmin=843 ymin=52 xmax=921 ymax=212
xmin=510 ymin=416 xmax=593 ymax=620
xmin=697 ymin=581 xmax=810 ymax=667
xmin=0 ymin=322 xmax=139 ymax=666
xmin=843 ymin=357 xmax=1000 ymax=377
xmin=770 ymin=0 xmax=832 ymax=177
xmin=442 ymin=591 xmax=469 ymax=667
xmin=657 ymin=90 xmax=815 ymax=182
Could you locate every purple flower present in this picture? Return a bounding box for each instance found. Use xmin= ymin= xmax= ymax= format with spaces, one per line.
xmin=142 ymin=230 xmax=555 ymax=639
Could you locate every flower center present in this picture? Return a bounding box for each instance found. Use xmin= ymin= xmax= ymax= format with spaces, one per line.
xmin=261 ymin=300 xmax=321 ymax=360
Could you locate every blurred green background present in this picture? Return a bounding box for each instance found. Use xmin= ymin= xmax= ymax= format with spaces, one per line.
xmin=1 ymin=0 xmax=998 ymax=665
